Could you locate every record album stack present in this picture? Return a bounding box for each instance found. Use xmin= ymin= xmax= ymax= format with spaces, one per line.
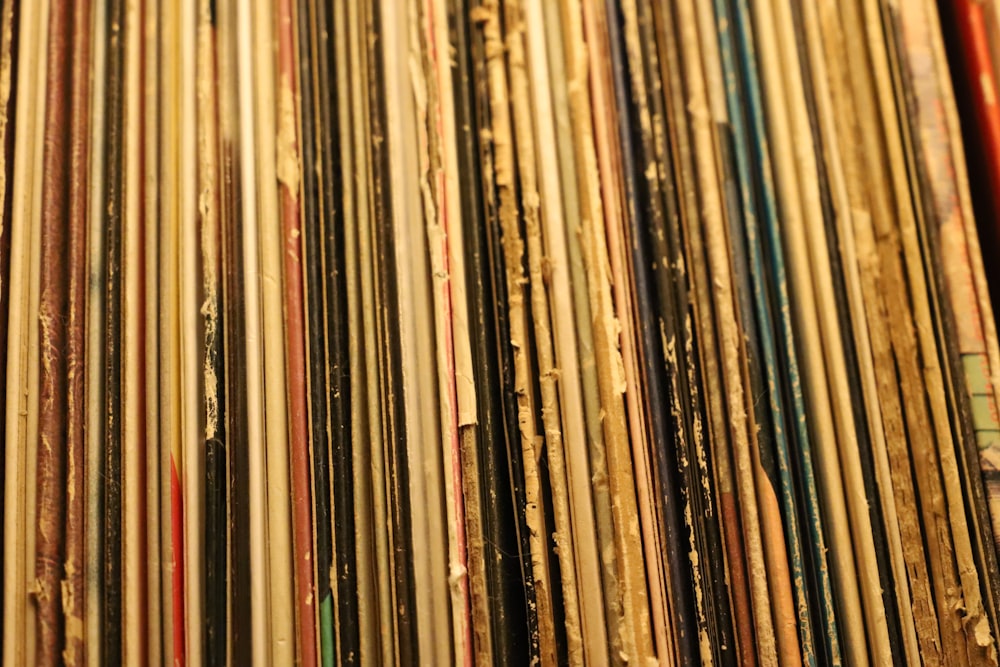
xmin=5 ymin=0 xmax=1000 ymax=665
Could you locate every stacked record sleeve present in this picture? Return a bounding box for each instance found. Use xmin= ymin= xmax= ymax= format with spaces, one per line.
xmin=5 ymin=0 xmax=1000 ymax=665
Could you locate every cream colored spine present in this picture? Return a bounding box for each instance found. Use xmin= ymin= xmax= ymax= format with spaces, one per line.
xmin=2 ymin=0 xmax=45 ymax=664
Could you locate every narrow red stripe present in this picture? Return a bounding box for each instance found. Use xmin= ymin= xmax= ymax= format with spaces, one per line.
xmin=171 ymin=458 xmax=186 ymax=666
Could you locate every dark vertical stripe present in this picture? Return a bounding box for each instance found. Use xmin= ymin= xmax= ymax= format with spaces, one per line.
xmin=202 ymin=8 xmax=228 ymax=664
xmin=319 ymin=1 xmax=358 ymax=661
xmin=103 ymin=0 xmax=127 ymax=662
xmin=298 ymin=0 xmax=336 ymax=663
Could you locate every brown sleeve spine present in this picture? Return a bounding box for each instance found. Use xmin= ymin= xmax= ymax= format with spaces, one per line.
xmin=275 ymin=0 xmax=318 ymax=664
xmin=62 ymin=0 xmax=93 ymax=664
xmin=35 ymin=0 xmax=73 ymax=664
